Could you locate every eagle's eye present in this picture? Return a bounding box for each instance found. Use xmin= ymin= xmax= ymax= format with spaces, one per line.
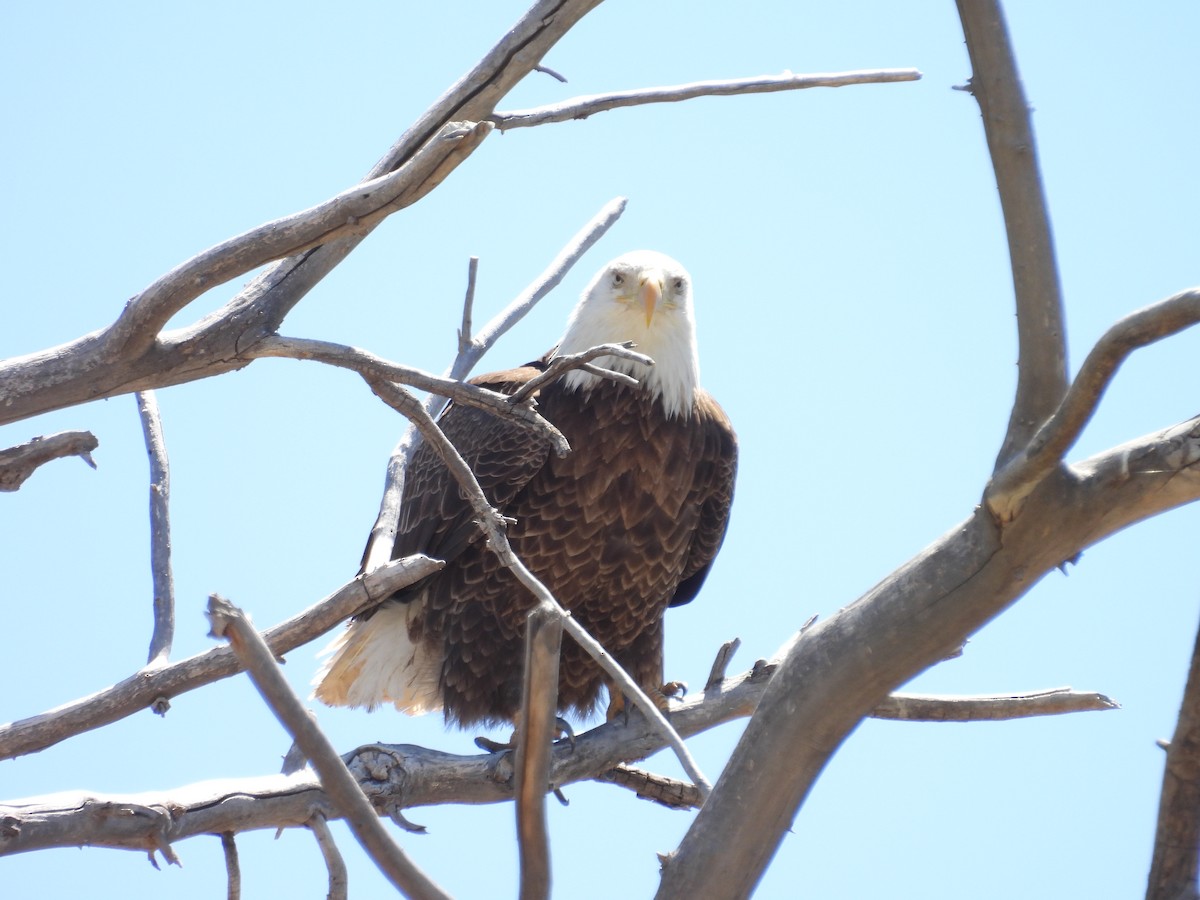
xmin=672 ymin=277 xmax=686 ymax=292
xmin=611 ymin=272 xmax=625 ymax=288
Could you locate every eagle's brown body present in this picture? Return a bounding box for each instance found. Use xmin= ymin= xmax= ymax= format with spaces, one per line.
xmin=313 ymin=251 xmax=737 ymax=728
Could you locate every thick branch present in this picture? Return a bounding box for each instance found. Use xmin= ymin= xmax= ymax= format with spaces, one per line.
xmin=1146 ymin=620 xmax=1200 ymax=900
xmin=136 ymin=391 xmax=175 ymax=667
xmin=0 ymin=555 xmax=442 ymax=761
xmin=0 ymin=0 xmax=608 ymax=428
xmin=0 ymin=431 xmax=97 ymax=491
xmin=491 ymin=68 xmax=922 ymax=130
xmin=0 ymin=660 xmax=1121 ymax=856
xmin=207 ymin=595 xmax=450 ymax=900
xmin=658 ymin=414 xmax=1200 ymax=899
xmin=987 ymin=288 xmax=1200 ymax=521
xmin=957 ymin=0 xmax=1068 ymax=469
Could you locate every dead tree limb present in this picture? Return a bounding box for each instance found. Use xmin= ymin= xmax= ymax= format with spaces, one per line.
xmin=957 ymin=0 xmax=1068 ymax=469
xmin=0 ymin=431 xmax=97 ymax=491
xmin=1146 ymin=620 xmax=1200 ymax=900
xmin=491 ymin=68 xmax=922 ymax=130
xmin=136 ymin=390 xmax=175 ymax=667
xmin=207 ymin=594 xmax=451 ymax=900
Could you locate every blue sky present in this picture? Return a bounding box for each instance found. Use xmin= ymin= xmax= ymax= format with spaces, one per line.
xmin=2 ymin=2 xmax=1198 ymax=898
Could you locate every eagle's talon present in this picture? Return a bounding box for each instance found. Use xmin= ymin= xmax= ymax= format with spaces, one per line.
xmin=554 ymin=716 xmax=577 ymax=750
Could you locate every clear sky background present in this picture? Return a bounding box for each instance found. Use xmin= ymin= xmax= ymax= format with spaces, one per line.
xmin=3 ymin=2 xmax=1198 ymax=898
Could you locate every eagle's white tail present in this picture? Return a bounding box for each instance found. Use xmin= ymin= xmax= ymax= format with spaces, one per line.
xmin=311 ymin=600 xmax=442 ymax=714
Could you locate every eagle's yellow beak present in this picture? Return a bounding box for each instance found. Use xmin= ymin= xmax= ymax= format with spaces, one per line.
xmin=640 ymin=276 xmax=662 ymax=328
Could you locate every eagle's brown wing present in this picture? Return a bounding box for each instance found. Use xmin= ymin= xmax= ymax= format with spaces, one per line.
xmin=669 ymin=388 xmax=738 ymax=607
xmin=390 ymin=363 xmax=552 ymax=574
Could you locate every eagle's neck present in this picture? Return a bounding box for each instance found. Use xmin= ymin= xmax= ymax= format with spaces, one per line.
xmin=555 ymin=318 xmax=700 ymax=419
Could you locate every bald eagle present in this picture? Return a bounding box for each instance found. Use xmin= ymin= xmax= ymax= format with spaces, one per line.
xmin=313 ymin=251 xmax=737 ymax=728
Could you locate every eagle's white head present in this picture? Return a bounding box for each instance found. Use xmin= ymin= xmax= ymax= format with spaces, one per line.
xmin=555 ymin=250 xmax=701 ymax=419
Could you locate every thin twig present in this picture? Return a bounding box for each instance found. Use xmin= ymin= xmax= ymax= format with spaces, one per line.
xmin=491 ymin=69 xmax=922 ymax=130
xmin=207 ymin=595 xmax=451 ymax=900
xmin=458 ymin=257 xmax=479 ymax=355
xmin=508 ymin=342 xmax=651 ymax=404
xmin=136 ymin=391 xmax=175 ymax=667
xmin=0 ymin=431 xmax=97 ymax=491
xmin=705 ymin=639 xmax=742 ymax=690
xmin=514 ymin=607 xmax=563 ymax=900
xmin=872 ymin=687 xmax=1119 ymax=721
xmin=0 ymin=555 xmax=442 ymax=761
xmin=248 ymin=334 xmax=569 ymax=456
xmin=987 ymin=288 xmax=1200 ymax=521
xmin=220 ymin=832 xmax=240 ymax=900
xmin=308 ymin=813 xmax=349 ymax=900
xmin=956 ymin=0 xmax=1068 ymax=470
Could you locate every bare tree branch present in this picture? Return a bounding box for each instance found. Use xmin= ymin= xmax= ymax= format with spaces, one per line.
xmin=987 ymin=288 xmax=1200 ymax=521
xmin=491 ymin=68 xmax=922 ymax=130
xmin=1 ymin=657 xmax=1122 ymax=858
xmin=247 ymin=334 xmax=569 ymax=456
xmin=136 ymin=391 xmax=175 ymax=667
xmin=956 ymin=0 xmax=1069 ymax=470
xmin=361 ymin=195 xmax=627 ymax=573
xmin=0 ymin=555 xmax=442 ymax=761
xmin=309 ymin=813 xmax=349 ymax=900
xmin=872 ymin=687 xmax=1119 ymax=721
xmin=0 ymin=431 xmax=97 ymax=491
xmin=0 ymin=0 xmax=609 ymax=429
xmin=1147 ymin=621 xmax=1200 ymax=900
xmin=207 ymin=594 xmax=451 ymax=900
xmin=658 ymin=412 xmax=1200 ymax=899
xmin=458 ymin=256 xmax=480 ymax=355
xmin=220 ymin=832 xmax=241 ymax=900
xmin=596 ymin=765 xmax=702 ymax=811
xmin=514 ymin=607 xmax=563 ymax=900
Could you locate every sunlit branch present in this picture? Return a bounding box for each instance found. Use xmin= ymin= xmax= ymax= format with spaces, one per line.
xmin=207 ymin=594 xmax=451 ymax=900
xmin=491 ymin=69 xmax=922 ymax=131
xmin=0 ymin=431 xmax=97 ymax=491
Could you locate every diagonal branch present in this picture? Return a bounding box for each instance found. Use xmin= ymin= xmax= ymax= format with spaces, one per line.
xmin=0 ymin=0 xmax=608 ymax=429
xmin=136 ymin=391 xmax=175 ymax=667
xmin=0 ymin=431 xmax=97 ymax=491
xmin=986 ymin=288 xmax=1200 ymax=521
xmin=1146 ymin=618 xmax=1200 ymax=900
xmin=491 ymin=68 xmax=922 ymax=130
xmin=207 ymin=595 xmax=451 ymax=900
xmin=956 ymin=0 xmax=1068 ymax=470
xmin=0 ymin=555 xmax=442 ymax=762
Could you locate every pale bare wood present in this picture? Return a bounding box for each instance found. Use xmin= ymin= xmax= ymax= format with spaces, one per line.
xmin=135 ymin=390 xmax=175 ymax=667
xmin=987 ymin=288 xmax=1200 ymax=522
xmin=491 ymin=69 xmax=922 ymax=130
xmin=1147 ymin=624 xmax=1200 ymax=900
xmin=207 ymin=595 xmax=451 ymax=900
xmin=0 ymin=431 xmax=97 ymax=491
xmin=514 ymin=607 xmax=564 ymax=900
xmin=957 ymin=0 xmax=1069 ymax=470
